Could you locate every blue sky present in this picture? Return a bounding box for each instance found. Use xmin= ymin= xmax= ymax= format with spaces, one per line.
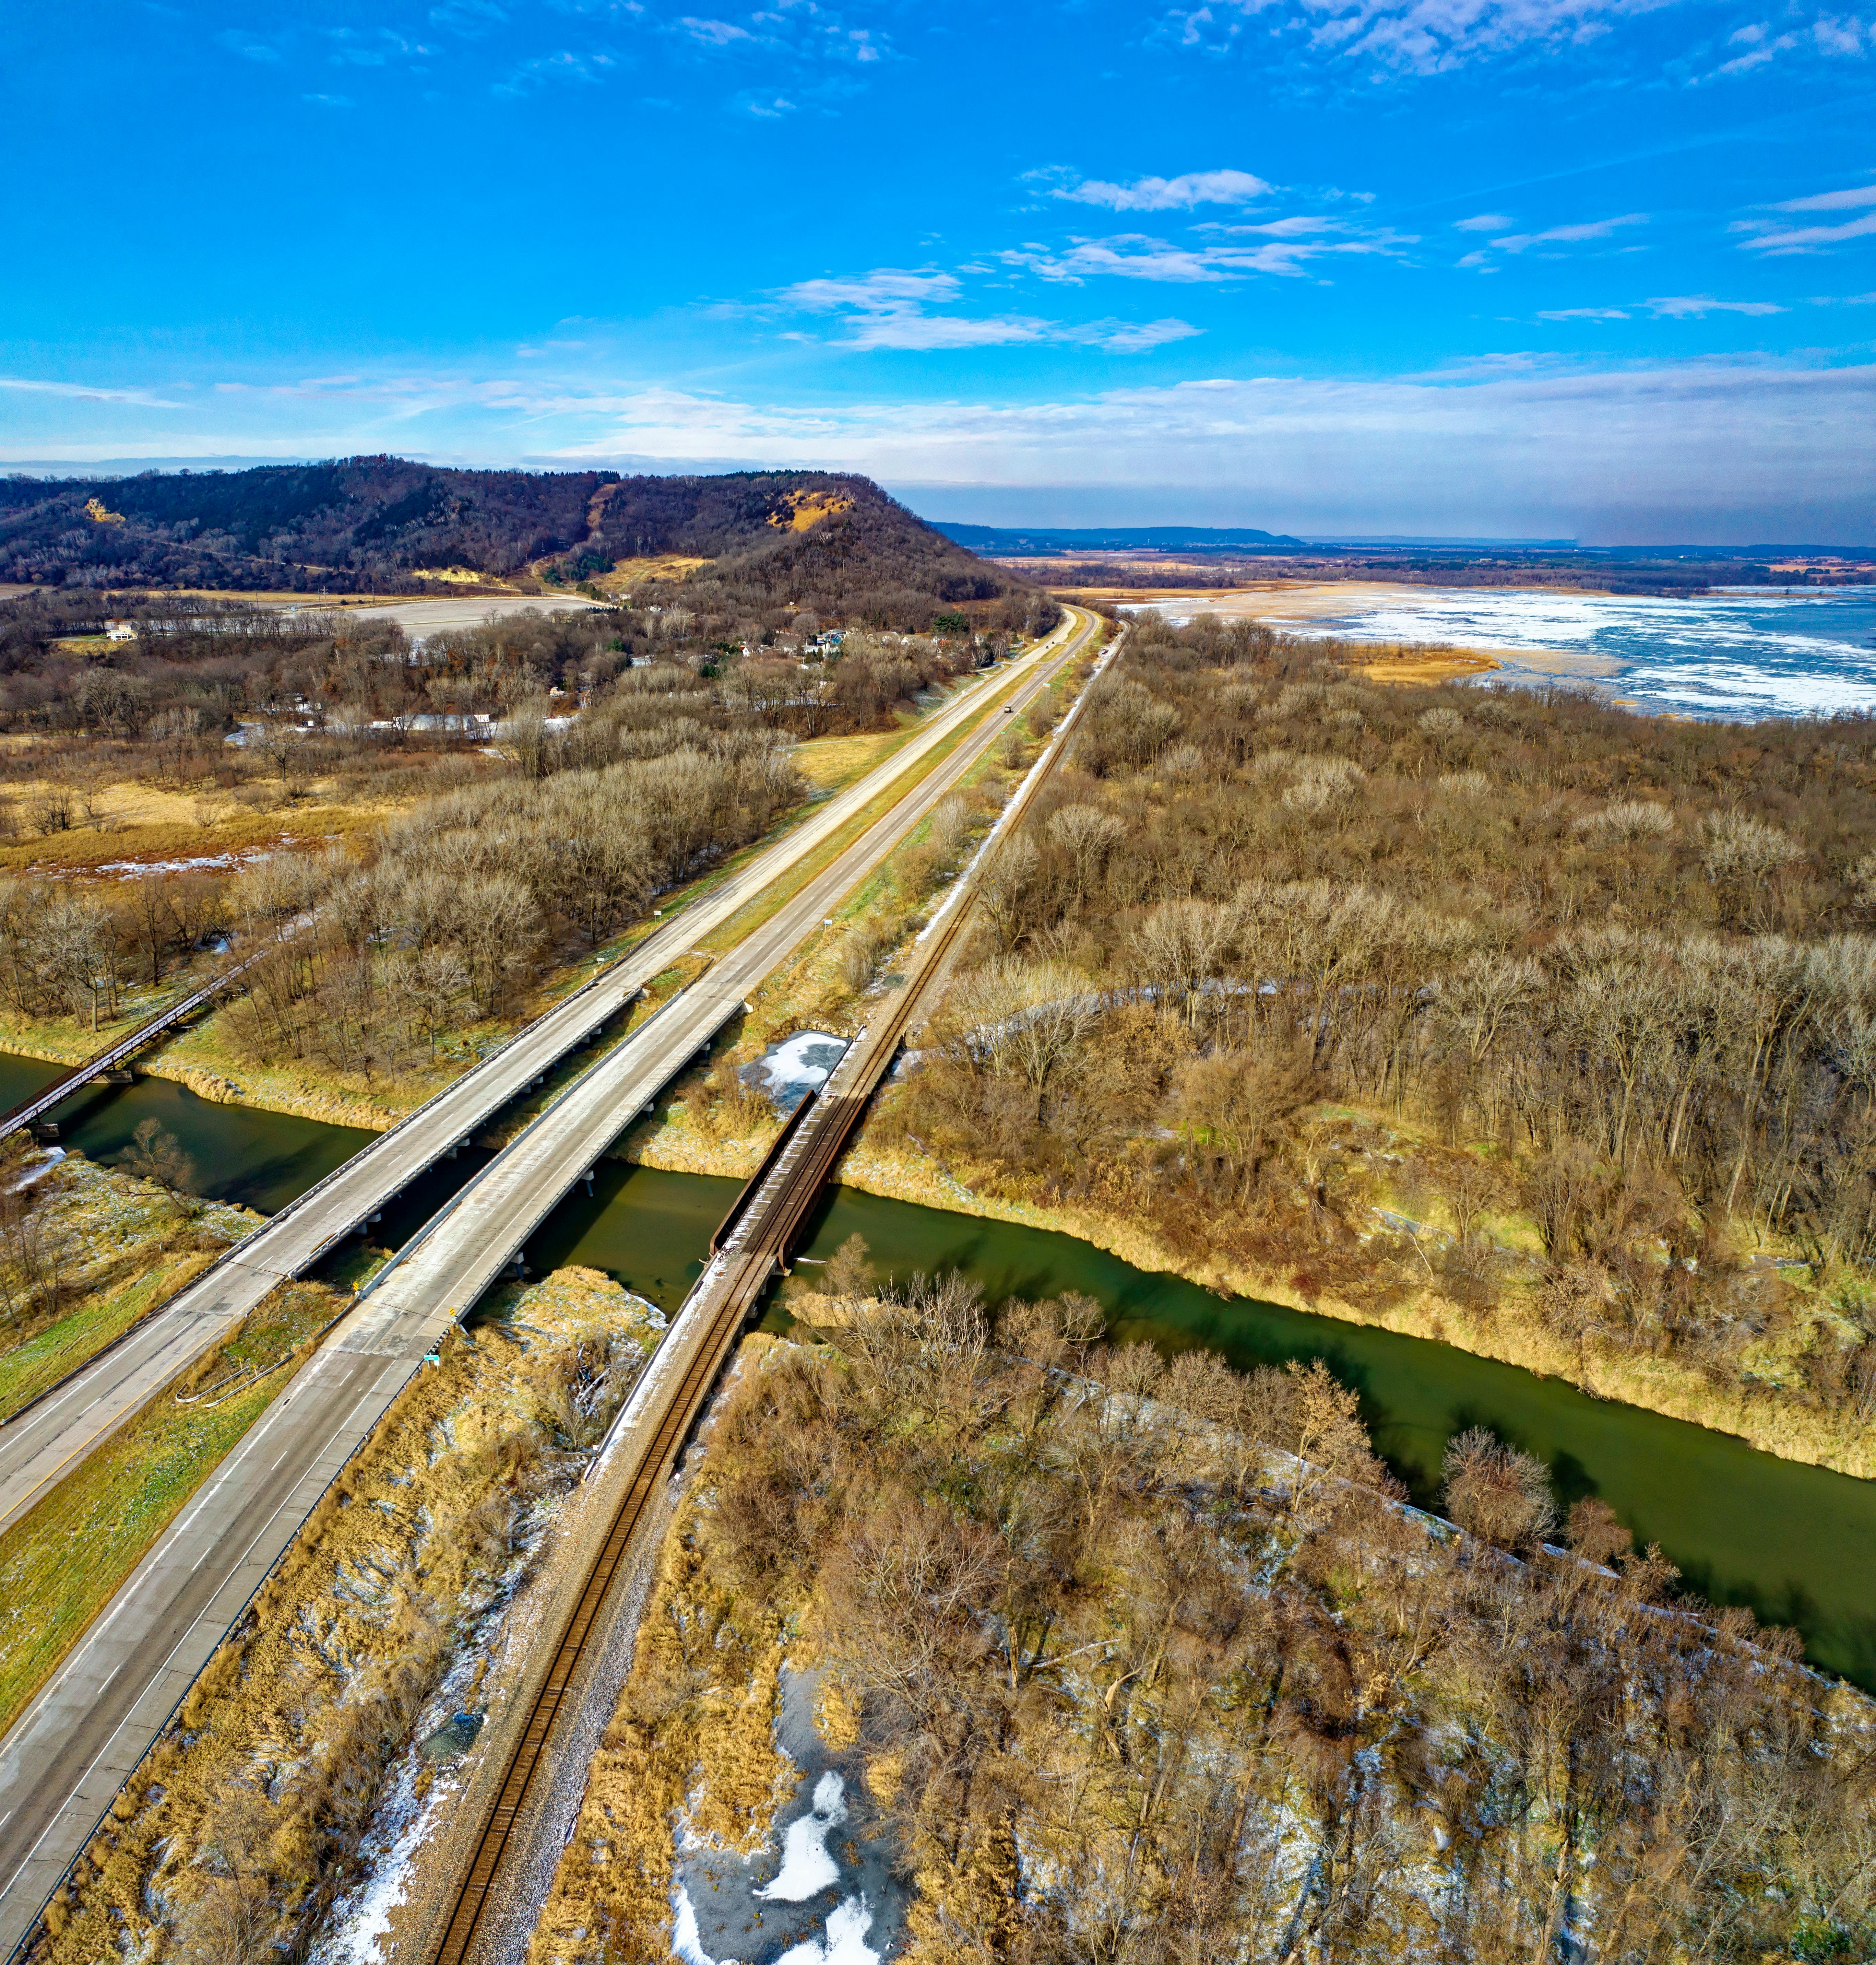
xmin=3 ymin=0 xmax=1873 ymax=539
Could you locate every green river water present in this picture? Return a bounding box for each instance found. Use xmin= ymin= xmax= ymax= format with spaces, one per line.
xmin=10 ymin=1052 xmax=1876 ymax=1686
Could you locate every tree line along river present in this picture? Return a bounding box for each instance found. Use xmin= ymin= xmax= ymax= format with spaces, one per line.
xmin=7 ymin=1051 xmax=1876 ymax=1689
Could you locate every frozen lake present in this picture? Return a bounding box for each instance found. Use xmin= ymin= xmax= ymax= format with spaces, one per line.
xmin=1135 ymin=584 xmax=1876 ymax=721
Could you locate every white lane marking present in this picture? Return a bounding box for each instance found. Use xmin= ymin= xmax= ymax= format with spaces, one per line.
xmin=0 ymin=1389 xmax=395 ymax=1906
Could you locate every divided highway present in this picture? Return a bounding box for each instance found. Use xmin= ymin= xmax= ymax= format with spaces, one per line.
xmin=0 ymin=610 xmax=1082 ymax=1543
xmin=0 ymin=605 xmax=1101 ymax=1961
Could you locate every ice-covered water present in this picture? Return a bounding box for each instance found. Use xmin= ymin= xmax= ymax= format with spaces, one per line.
xmin=672 ymin=1665 xmax=903 ymax=1965
xmin=1143 ymin=585 xmax=1876 ymax=721
xmin=741 ymin=1032 xmax=850 ymax=1116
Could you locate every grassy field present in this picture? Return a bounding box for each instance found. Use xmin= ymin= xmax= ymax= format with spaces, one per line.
xmin=0 ymin=1253 xmax=224 ymax=1423
xmin=0 ymin=1157 xmax=261 ymax=1422
xmin=0 ymin=800 xmax=388 ymax=878
xmin=791 ymin=727 xmax=908 ymax=792
xmin=0 ymin=1276 xmax=345 ymax=1739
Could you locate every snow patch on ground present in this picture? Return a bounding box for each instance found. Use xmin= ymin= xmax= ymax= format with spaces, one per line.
xmin=775 ymin=1895 xmax=883 ymax=1965
xmin=95 ymin=850 xmax=276 ymax=878
xmin=672 ymin=1884 xmax=717 ymax=1965
xmin=741 ymin=1032 xmax=848 ymax=1116
xmin=757 ymin=1769 xmax=847 ymax=1901
xmin=7 ymin=1147 xmax=64 ymax=1191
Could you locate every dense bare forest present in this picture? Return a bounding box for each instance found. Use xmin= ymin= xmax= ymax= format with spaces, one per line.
xmin=0 ymin=463 xmax=1050 ymax=633
xmin=891 ymin=613 xmax=1876 ymax=1456
xmin=533 ymin=1272 xmax=1876 ymax=1963
xmin=0 ymin=582 xmax=1047 ymax=1082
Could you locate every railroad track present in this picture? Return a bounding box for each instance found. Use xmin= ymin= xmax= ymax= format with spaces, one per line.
xmin=425 ymin=613 xmax=1117 ymax=1965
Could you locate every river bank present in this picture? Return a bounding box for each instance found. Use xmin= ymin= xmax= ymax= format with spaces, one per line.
xmin=612 ymin=1090 xmax=1876 ymax=1486
xmin=8 ymin=1054 xmax=1876 ymax=1685
xmin=18 ymin=1010 xmax=1874 ymax=1492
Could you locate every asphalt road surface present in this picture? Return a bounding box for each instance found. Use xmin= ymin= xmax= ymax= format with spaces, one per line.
xmin=0 ymin=605 xmax=1099 ymax=1959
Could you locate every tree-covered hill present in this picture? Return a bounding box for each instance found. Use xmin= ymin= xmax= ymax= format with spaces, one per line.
xmin=0 ymin=459 xmax=1035 ymax=627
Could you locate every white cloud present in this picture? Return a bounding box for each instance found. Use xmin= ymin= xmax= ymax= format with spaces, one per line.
xmin=1708 ymin=13 xmax=1868 ymax=72
xmin=493 ymin=48 xmax=616 ymax=92
xmin=1774 ymin=181 xmax=1876 ymax=213
xmin=1646 ymin=294 xmax=1786 ymax=316
xmin=6 ymin=362 xmax=1869 ymax=538
xmin=677 ymin=15 xmax=753 ymax=43
xmin=1455 ymin=212 xmax=1513 ymax=231
xmin=524 ymin=360 xmax=1875 ymax=538
xmin=1734 ymin=211 xmax=1876 ymax=254
xmin=0 ymin=378 xmax=186 ymax=409
xmin=1010 ymin=222 xmax=1412 ymax=283
xmin=1502 ymin=213 xmax=1649 ymax=250
xmin=1054 ymin=168 xmax=1274 ymax=211
xmin=1018 ymin=236 xmax=1237 ymax=282
xmin=775 ymin=268 xmax=1200 ymax=352
xmin=1538 ymin=306 xmax=1631 ymax=319
xmin=1096 ymin=318 xmax=1208 ymax=350
xmin=1164 ymin=0 xmax=1684 ymax=75
xmin=782 ymin=270 xmax=962 ymax=311
xmin=1464 ymin=213 xmax=1649 ymax=267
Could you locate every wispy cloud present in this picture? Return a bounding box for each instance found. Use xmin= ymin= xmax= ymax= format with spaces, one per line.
xmin=493 ymin=47 xmax=618 ymax=91
xmin=429 ymin=0 xmax=508 ymax=33
xmin=512 ymin=361 xmax=1876 ymax=540
xmin=1050 ymin=168 xmax=1275 ymax=211
xmin=1008 ymin=217 xmax=1413 ymax=283
xmin=1646 ymin=293 xmax=1787 ymax=316
xmin=1461 ymin=211 xmax=1649 ymax=268
xmin=1538 ymin=306 xmax=1631 ymax=319
xmin=677 ymin=15 xmax=753 ymax=44
xmin=7 ymin=362 xmax=1869 ymax=539
xmin=775 ymin=267 xmax=1201 ymax=351
xmin=1709 ymin=12 xmax=1868 ymax=74
xmin=217 ymin=28 xmax=283 ymax=61
xmin=1733 ymin=183 xmax=1876 ymax=254
xmin=1778 ymin=184 xmax=1876 ymax=213
xmin=0 ymin=378 xmax=187 ymax=409
xmin=1455 ymin=212 xmax=1513 ymax=232
xmin=1157 ymin=0 xmax=1684 ymax=75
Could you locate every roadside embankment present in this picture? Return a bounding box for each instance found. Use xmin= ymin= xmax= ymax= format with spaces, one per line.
xmin=26 ymin=1266 xmax=663 ymax=1965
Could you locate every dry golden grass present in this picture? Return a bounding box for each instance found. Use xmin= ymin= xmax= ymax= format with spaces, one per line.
xmin=590 ymin=554 xmax=710 ymax=595
xmin=770 ymin=490 xmax=854 ymax=533
xmin=1347 ymin=642 xmax=1501 ymax=684
xmin=408 ymin=566 xmax=519 ymax=589
xmin=0 ymin=800 xmax=387 ymax=877
xmin=791 ymin=727 xmax=906 ymax=791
